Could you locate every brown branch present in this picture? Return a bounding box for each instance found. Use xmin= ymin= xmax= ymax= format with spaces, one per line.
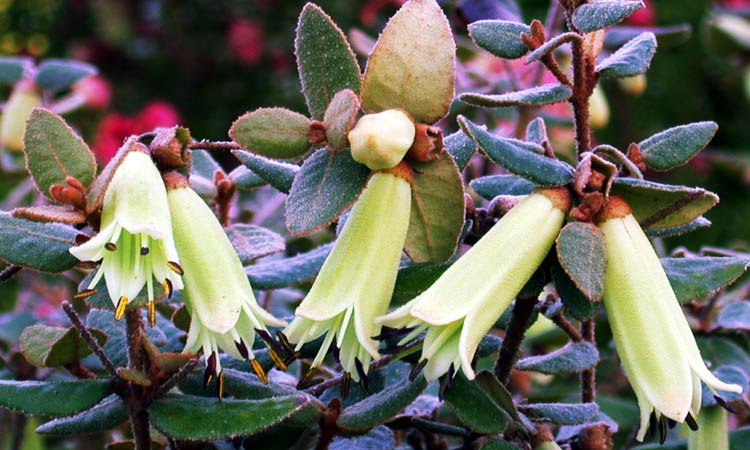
xmin=151 ymin=359 xmax=199 ymax=399
xmin=580 ymin=319 xmax=596 ymax=403
xmin=570 ymin=39 xmax=593 ymax=155
xmin=188 ymin=140 xmax=241 ymax=151
xmin=0 ymin=265 xmax=22 ymax=281
xmin=62 ymin=301 xmax=118 ymax=375
xmin=550 ymin=312 xmax=583 ymax=342
xmin=494 ymin=296 xmax=538 ymax=385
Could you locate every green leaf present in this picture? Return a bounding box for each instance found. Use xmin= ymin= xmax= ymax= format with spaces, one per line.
xmin=701 ymin=366 xmax=748 ymax=406
xmin=286 ymin=148 xmax=370 ymax=236
xmin=0 ymin=378 xmax=112 ymax=416
xmin=638 ymin=122 xmax=718 ymax=171
xmin=717 ymin=302 xmax=750 ymax=331
xmin=552 ymin=262 xmax=598 ymax=320
xmin=518 ymin=402 xmax=598 ymax=425
xmin=515 ymin=342 xmax=599 ymax=375
xmin=610 ymin=178 xmax=718 ymax=231
xmin=525 ymin=118 xmax=548 ymax=145
xmin=556 ymin=222 xmax=606 ymax=302
xmin=605 ymin=25 xmax=692 ymax=50
xmin=20 ymin=325 xmax=107 ymax=368
xmin=474 ymin=371 xmax=519 ymax=420
xmin=571 ymin=1 xmax=644 ymax=33
xmin=444 ymin=372 xmax=511 ymax=434
xmin=469 ymin=174 xmax=536 ymax=200
xmin=0 ymin=212 xmax=81 ymax=272
xmin=0 ymin=57 xmax=33 ymax=83
xmin=361 ymin=0 xmax=455 ymax=123
xmin=468 ymin=20 xmax=530 ymax=60
xmin=230 ymin=108 xmax=312 ymax=159
xmin=661 ymin=256 xmax=750 ymax=304
xmin=324 ymin=89 xmax=360 ymax=150
xmin=460 ymin=84 xmax=572 ymax=108
xmin=526 ymin=32 xmax=580 ymax=63
xmin=149 ymin=393 xmax=308 ymax=440
xmin=225 ymin=224 xmax=285 ymax=265
xmin=644 ymin=217 xmax=711 ymax=238
xmin=477 ymin=440 xmax=523 ymax=450
xmin=331 ymin=426 xmax=396 ymax=450
xmin=34 ymin=59 xmax=97 ymax=92
xmin=246 ymin=243 xmax=333 ymax=290
xmin=23 ymin=108 xmax=96 ymax=199
xmin=12 ymin=205 xmax=86 ymax=224
xmin=36 ymin=395 xmax=128 ymax=435
xmin=392 ymin=260 xmax=452 ymax=307
xmin=460 ymin=116 xmax=574 ymax=187
xmin=596 ymin=32 xmax=657 ymax=79
xmin=337 ymin=376 xmax=427 ymax=431
xmin=444 ymin=129 xmax=476 ymax=170
xmin=405 ymin=153 xmax=465 ymax=263
xmin=228 ymin=165 xmax=265 ymax=190
xmin=295 ymin=3 xmax=361 ymax=120
xmin=697 ymin=337 xmax=750 ymax=371
xmin=232 ymin=149 xmax=299 ymax=194
xmin=190 ymin=149 xmax=222 ymax=180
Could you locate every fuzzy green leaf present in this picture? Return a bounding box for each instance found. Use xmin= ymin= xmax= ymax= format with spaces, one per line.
xmin=0 ymin=57 xmax=32 ymax=83
xmin=474 ymin=371 xmax=519 ymax=420
xmin=392 ymin=260 xmax=452 ymax=307
xmin=717 ymin=302 xmax=750 ymax=331
xmin=444 ymin=129 xmax=476 ymax=170
xmin=232 ymin=149 xmax=299 ymax=194
xmin=571 ymin=1 xmax=644 ymax=33
xmin=225 ymin=224 xmax=285 ymax=265
xmin=149 ymin=393 xmax=308 ymax=440
xmin=556 ymin=222 xmax=606 ymax=302
xmin=610 ymin=178 xmax=718 ymax=231
xmin=468 ymin=20 xmax=530 ymax=59
xmin=552 ymin=262 xmax=598 ymax=320
xmin=661 ymin=256 xmax=750 ymax=304
xmin=644 ymin=217 xmax=711 ymax=238
xmin=36 ymin=395 xmax=127 ymax=435
xmin=406 ymin=153 xmax=465 ymax=263
xmin=228 ymin=165 xmax=265 ymax=190
xmin=460 ymin=84 xmax=572 ymax=108
xmin=469 ymin=174 xmax=536 ymax=200
xmin=526 ymin=32 xmax=581 ymax=63
xmin=324 ymin=89 xmax=360 ymax=150
xmin=444 ymin=372 xmax=511 ymax=434
xmin=516 ymin=342 xmax=599 ymax=374
xmin=286 ymin=148 xmax=370 ymax=236
xmin=0 ymin=378 xmax=112 ymax=417
xmin=246 ymin=243 xmax=333 ymax=290
xmin=361 ymin=0 xmax=455 ymax=123
xmin=596 ymin=32 xmax=657 ymax=79
xmin=20 ymin=325 xmax=107 ymax=368
xmin=518 ymin=402 xmax=599 ymax=425
xmin=34 ymin=59 xmax=96 ymax=92
xmin=331 ymin=427 xmax=396 ymax=450
xmin=460 ymin=116 xmax=573 ymax=187
xmin=190 ymin=149 xmax=222 ymax=180
xmin=295 ymin=3 xmax=361 ymax=120
xmin=23 ymin=108 xmax=96 ymax=199
xmin=604 ymin=25 xmax=691 ymax=49
xmin=337 ymin=376 xmax=427 ymax=431
xmin=230 ymin=108 xmax=312 ymax=159
xmin=639 ymin=122 xmax=718 ymax=171
xmin=0 ymin=212 xmax=80 ymax=272
xmin=525 ymin=118 xmax=548 ymax=145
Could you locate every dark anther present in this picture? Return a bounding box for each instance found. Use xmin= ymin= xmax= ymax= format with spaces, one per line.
xmin=255 ymin=328 xmax=287 ymax=361
xmin=250 ymin=358 xmax=269 ymax=384
xmin=268 ymin=349 xmax=288 ymax=371
xmin=73 ymin=289 xmax=97 ymax=300
xmin=658 ymin=415 xmax=667 ymax=445
xmin=235 ymin=340 xmax=249 ymax=359
xmin=685 ymin=413 xmax=699 ymax=431
xmin=77 ymin=261 xmax=99 ymax=270
xmin=714 ymin=395 xmax=737 ymax=414
xmin=667 ymin=418 xmax=677 ymax=429
xmin=164 ymin=279 xmax=173 ymax=298
xmin=297 ymin=367 xmax=318 ymax=390
xmin=140 ymin=247 xmax=149 ymax=255
xmin=167 ymin=261 xmax=184 ymax=275
xmin=276 ymin=331 xmax=295 ymax=357
xmin=438 ymin=364 xmax=455 ymax=401
xmin=372 ymin=326 xmax=412 ymax=341
xmin=203 ymin=353 xmax=216 ymax=389
xmin=341 ymin=372 xmax=352 ymax=398
xmin=218 ymin=371 xmax=225 ymax=400
xmin=409 ymin=359 xmax=428 ymax=381
xmin=105 ymin=242 xmax=117 ymax=251
xmin=354 ymin=358 xmax=369 ymax=393
xmin=648 ymin=410 xmax=657 ymax=441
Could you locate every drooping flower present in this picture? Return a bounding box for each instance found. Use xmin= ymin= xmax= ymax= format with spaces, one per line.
xmin=283 ymin=167 xmax=412 ymax=383
xmin=70 ymin=146 xmax=183 ymax=324
xmin=595 ymin=196 xmax=742 ymax=442
xmin=1 ymin=79 xmax=42 ymax=152
xmin=166 ymin=173 xmax=286 ymax=391
xmin=379 ymin=187 xmax=571 ymax=381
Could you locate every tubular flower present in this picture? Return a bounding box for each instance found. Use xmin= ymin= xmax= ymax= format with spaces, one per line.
xmin=0 ymin=80 xmax=42 ymax=152
xmin=596 ymin=196 xmax=742 ymax=442
xmin=284 ymin=168 xmax=412 ymax=382
xmin=166 ymin=175 xmax=286 ymax=389
xmin=70 ymin=147 xmax=183 ymax=323
xmin=379 ymin=188 xmax=571 ymax=382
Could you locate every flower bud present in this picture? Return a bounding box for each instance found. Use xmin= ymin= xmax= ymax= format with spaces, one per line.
xmin=1 ymin=80 xmax=42 ymax=152
xmin=618 ymin=74 xmax=647 ymax=96
xmin=589 ymin=85 xmax=609 ymax=130
xmin=348 ymin=109 xmax=415 ymax=170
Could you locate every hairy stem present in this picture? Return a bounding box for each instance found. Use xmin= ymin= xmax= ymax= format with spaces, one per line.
xmin=62 ymin=301 xmax=118 ymax=375
xmin=570 ymin=39 xmax=594 ymax=156
xmin=494 ymin=296 xmax=538 ymax=385
xmin=188 ymin=140 xmax=241 ymax=151
xmin=125 ymin=308 xmax=153 ymax=450
xmin=130 ymin=409 xmax=152 ymax=450
xmin=0 ymin=265 xmax=22 ymax=282
xmin=581 ymin=319 xmax=596 ymax=402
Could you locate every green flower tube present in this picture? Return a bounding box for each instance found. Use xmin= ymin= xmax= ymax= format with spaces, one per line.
xmin=166 ymin=174 xmax=286 ymax=386
xmin=688 ymin=406 xmax=729 ymax=450
xmin=596 ymin=196 xmax=741 ymax=442
xmin=379 ymin=187 xmax=571 ymax=381
xmin=70 ymin=146 xmax=183 ymax=323
xmin=284 ymin=167 xmax=412 ymax=382
xmin=1 ymin=80 xmax=42 ymax=152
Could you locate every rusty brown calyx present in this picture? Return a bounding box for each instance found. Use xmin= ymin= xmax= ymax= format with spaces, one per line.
xmin=537 ymin=186 xmax=573 ymax=212
xmin=162 ymin=171 xmax=190 ymax=190
xmin=379 ymin=160 xmax=414 ymax=183
xmin=593 ymin=195 xmax=633 ymax=223
xmin=308 ymin=120 xmax=327 ymax=146
xmin=406 ymin=123 xmax=444 ymax=162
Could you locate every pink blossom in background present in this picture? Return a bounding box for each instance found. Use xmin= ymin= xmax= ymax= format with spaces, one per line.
xmin=137 ymin=101 xmax=180 ymax=131
xmin=717 ymin=0 xmax=750 ymax=8
xmin=73 ymin=75 xmax=112 ymax=110
xmin=626 ymin=0 xmax=656 ymax=26
xmin=227 ymin=18 xmax=265 ymax=65
xmin=360 ymin=0 xmax=407 ymax=26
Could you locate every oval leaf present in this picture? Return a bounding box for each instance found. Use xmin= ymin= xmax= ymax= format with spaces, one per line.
xmin=460 ymin=83 xmax=572 ymax=108
xmin=34 ymin=59 xmax=97 ymax=92
xmin=337 ymin=376 xmax=427 ymax=431
xmin=444 ymin=129 xmax=476 ymax=170
xmin=526 ymin=32 xmax=580 ymax=63
xmin=230 ymin=108 xmax=312 ymax=159
xmin=644 ymin=216 xmax=711 ymax=238
xmin=20 ymin=325 xmax=107 ymax=368
xmin=605 ymin=24 xmax=692 ymax=50
xmin=459 ymin=116 xmax=574 ymax=187
xmin=324 ymin=89 xmax=360 ymax=150
xmin=225 ymin=224 xmax=285 ymax=264
xmin=361 ymin=0 xmax=455 ymax=123
xmin=661 ymin=256 xmax=750 ymax=304
xmin=23 ymin=108 xmax=96 ymax=199
xmin=0 ymin=57 xmax=33 ymax=84
xmin=525 ymin=118 xmax=549 ymax=145
xmin=717 ymin=302 xmax=750 ymax=331
xmin=444 ymin=373 xmax=511 ymax=434
xmin=285 ymin=148 xmax=370 ymax=236
xmin=295 ymin=3 xmax=361 ymax=120
xmin=596 ymin=32 xmax=657 ymax=79
xmin=0 ymin=378 xmax=112 ymax=417
xmin=228 ymin=165 xmax=265 ymax=190
xmin=515 ymin=342 xmax=599 ymax=374
xmin=149 ymin=393 xmax=307 ymax=440
xmin=246 ymin=243 xmax=333 ymax=290
xmin=556 ymin=222 xmax=606 ymax=302
xmin=232 ymin=149 xmax=299 ymax=194
xmin=0 ymin=212 xmax=81 ymax=272
xmin=468 ymin=20 xmax=530 ymax=60
xmin=406 ymin=153 xmax=465 ymax=263
xmin=639 ymin=121 xmax=718 ymax=171
xmin=469 ymin=174 xmax=536 ymax=200
xmin=36 ymin=395 xmax=128 ymax=435
xmin=552 ymin=262 xmax=598 ymax=320
xmin=518 ymin=402 xmax=599 ymax=425
xmin=571 ymin=1 xmax=644 ymax=33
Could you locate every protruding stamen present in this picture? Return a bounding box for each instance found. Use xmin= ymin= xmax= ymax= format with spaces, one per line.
xmin=354 ymin=358 xmax=369 ymax=393
xmin=203 ymin=366 xmax=214 ymax=389
xmin=297 ymin=367 xmax=318 ymax=389
xmin=409 ymin=359 xmax=428 ymax=381
xmin=372 ymin=326 xmax=412 ymax=341
xmin=105 ymin=242 xmax=117 ymax=251
xmin=162 ymin=279 xmax=173 ymax=299
xmin=667 ymin=418 xmax=677 ymax=429
xmin=73 ymin=289 xmax=97 ymax=300
xmin=658 ymin=415 xmax=667 ymax=445
xmin=255 ymin=329 xmax=287 ymax=370
xmin=235 ymin=340 xmax=250 ymax=359
xmin=648 ymin=410 xmax=657 ymax=440
xmin=114 ymin=296 xmax=128 ymax=320
xmin=268 ymin=349 xmax=288 ymax=371
xmin=341 ymin=372 xmax=351 ymax=398
xmin=147 ymin=301 xmax=156 ymax=327
xmin=439 ymin=364 xmax=455 ymax=401
xmin=250 ymin=358 xmax=268 ymax=384
xmin=167 ymin=261 xmax=184 ymax=275
xmin=77 ymin=261 xmax=99 ymax=270
xmin=218 ymin=371 xmax=225 ymax=400
xmin=207 ymin=352 xmax=217 ymax=375
xmin=140 ymin=247 xmax=150 ymax=255
xmin=276 ymin=331 xmax=296 ymax=359
xmin=714 ymin=395 xmax=737 ymax=414
xmin=685 ymin=412 xmax=699 ymax=431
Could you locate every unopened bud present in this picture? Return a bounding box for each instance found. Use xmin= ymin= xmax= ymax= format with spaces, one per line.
xmin=1 ymin=80 xmax=42 ymax=152
xmin=348 ymin=109 xmax=415 ymax=170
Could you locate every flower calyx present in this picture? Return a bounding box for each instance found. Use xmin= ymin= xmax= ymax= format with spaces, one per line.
xmin=406 ymin=123 xmax=444 ymax=162
xmin=149 ymin=126 xmax=191 ymax=170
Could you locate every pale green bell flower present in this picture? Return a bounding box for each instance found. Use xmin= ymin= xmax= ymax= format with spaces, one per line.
xmin=379 ymin=188 xmax=571 ymax=382
xmin=70 ymin=148 xmax=183 ymax=323
xmin=597 ymin=196 xmax=742 ymax=442
xmin=166 ymin=176 xmax=286 ymax=389
xmin=284 ymin=169 xmax=412 ymax=382
xmin=348 ymin=109 xmax=415 ymax=170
